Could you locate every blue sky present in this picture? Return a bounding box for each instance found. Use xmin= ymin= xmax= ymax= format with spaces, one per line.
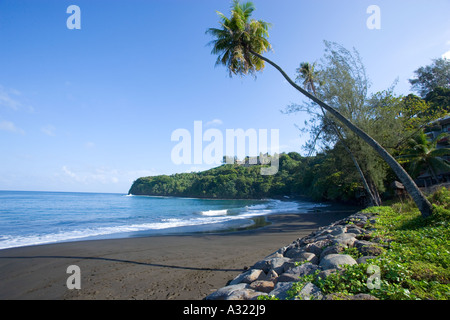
xmin=0 ymin=0 xmax=449 ymax=193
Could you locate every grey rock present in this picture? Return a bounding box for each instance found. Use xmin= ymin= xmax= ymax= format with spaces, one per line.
xmin=329 ymin=225 xmax=347 ymax=236
xmin=227 ymin=289 xmax=266 ymax=300
xmin=205 ymin=284 xmax=249 ymax=300
xmin=284 ymin=247 xmax=305 ymax=259
xmin=320 ymin=245 xmax=345 ymax=259
xmin=264 ymin=252 xmax=284 ymax=259
xmin=346 ymin=226 xmax=365 ymax=234
xmin=285 ymin=249 xmax=319 ymax=264
xmin=319 ymin=254 xmax=357 ymax=270
xmin=248 ymin=280 xmax=275 ymax=293
xmin=312 ymin=234 xmax=333 ymax=242
xmin=315 ymin=268 xmax=339 ymax=281
xmin=354 ymin=240 xmax=384 ymax=256
xmin=263 ymin=269 xmax=278 ymax=281
xmin=356 ymin=255 xmax=377 ymax=264
xmin=305 ymin=239 xmax=331 ymax=256
xmin=229 ymin=269 xmax=264 ymax=285
xmin=295 ymin=282 xmax=324 ymax=300
xmin=268 ymin=282 xmax=295 ymax=300
xmin=331 ymin=233 xmax=357 ymax=247
xmin=277 ymin=263 xmax=320 ymax=282
xmin=354 ymin=240 xmax=375 ymax=248
xmin=252 ymin=257 xmax=293 ymax=274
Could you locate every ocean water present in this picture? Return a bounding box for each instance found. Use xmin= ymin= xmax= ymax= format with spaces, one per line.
xmin=0 ymin=190 xmax=327 ymax=250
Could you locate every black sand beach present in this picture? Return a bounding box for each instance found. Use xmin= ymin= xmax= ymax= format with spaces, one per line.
xmin=0 ymin=210 xmax=357 ymax=300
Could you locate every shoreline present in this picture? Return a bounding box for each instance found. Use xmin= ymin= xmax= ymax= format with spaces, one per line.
xmin=0 ymin=210 xmax=358 ymax=300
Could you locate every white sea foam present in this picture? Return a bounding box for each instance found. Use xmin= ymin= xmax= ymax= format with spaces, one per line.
xmin=0 ymin=214 xmax=258 ymax=250
xmin=199 ymin=209 xmax=228 ymax=216
xmin=0 ymin=193 xmax=329 ymax=250
xmin=0 ymin=217 xmax=229 ymax=249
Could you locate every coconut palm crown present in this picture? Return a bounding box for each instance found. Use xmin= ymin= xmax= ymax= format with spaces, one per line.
xmin=206 ymin=0 xmax=271 ymax=77
xmin=207 ymin=0 xmax=434 ymax=218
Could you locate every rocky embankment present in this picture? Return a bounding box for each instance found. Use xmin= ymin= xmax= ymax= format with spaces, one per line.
xmin=205 ymin=210 xmax=384 ymax=300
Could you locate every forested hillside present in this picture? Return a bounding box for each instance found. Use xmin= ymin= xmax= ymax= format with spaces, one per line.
xmin=129 ymin=152 xmax=372 ymax=204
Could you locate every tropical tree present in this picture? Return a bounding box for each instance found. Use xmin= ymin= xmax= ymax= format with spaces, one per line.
xmin=296 ymin=62 xmax=320 ymax=94
xmin=398 ymin=130 xmax=450 ymax=184
xmin=409 ymin=58 xmax=450 ymax=98
xmin=296 ymin=61 xmax=380 ymax=206
xmin=206 ymin=0 xmax=433 ymax=217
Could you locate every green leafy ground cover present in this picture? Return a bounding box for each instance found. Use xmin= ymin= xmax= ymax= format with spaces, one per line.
xmin=285 ymin=187 xmax=450 ymax=300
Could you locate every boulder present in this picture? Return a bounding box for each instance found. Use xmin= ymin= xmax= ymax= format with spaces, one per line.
xmin=346 ymin=226 xmax=365 ymax=235
xmin=227 ymin=289 xmax=266 ymax=300
xmin=354 ymin=240 xmax=384 ymax=256
xmin=331 ymin=234 xmax=357 ymax=247
xmin=268 ymin=282 xmax=295 ymax=300
xmin=319 ymin=254 xmax=357 ymax=270
xmin=329 ymin=225 xmax=347 ymax=236
xmin=356 ymin=255 xmax=377 ymax=264
xmin=248 ymin=280 xmax=275 ymax=293
xmin=284 ymin=249 xmax=319 ymax=264
xmin=315 ymin=268 xmax=340 ymax=281
xmin=252 ymin=257 xmax=294 ymax=274
xmin=205 ymin=283 xmax=248 ymax=300
xmin=229 ymin=269 xmax=264 ymax=285
xmin=320 ymin=245 xmax=345 ymax=259
xmin=263 ymin=269 xmax=278 ymax=281
xmin=305 ymin=239 xmax=331 ymax=256
xmin=277 ymin=263 xmax=320 ymax=283
xmin=295 ymin=282 xmax=324 ymax=300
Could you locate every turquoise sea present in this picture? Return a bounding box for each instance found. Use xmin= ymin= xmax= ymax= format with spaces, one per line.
xmin=0 ymin=190 xmax=328 ymax=250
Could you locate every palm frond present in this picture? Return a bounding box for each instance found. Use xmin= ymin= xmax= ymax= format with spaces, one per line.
xmin=206 ymin=0 xmax=272 ymax=77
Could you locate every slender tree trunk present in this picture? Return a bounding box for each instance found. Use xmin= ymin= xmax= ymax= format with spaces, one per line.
xmin=313 ymin=89 xmax=380 ymax=206
xmin=251 ymin=50 xmax=433 ymax=217
xmin=308 ymin=79 xmax=380 ymax=206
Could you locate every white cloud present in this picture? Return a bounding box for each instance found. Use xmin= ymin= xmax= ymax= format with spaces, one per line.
xmin=443 ymin=50 xmax=450 ymax=60
xmin=62 ymin=166 xmax=119 ymax=184
xmin=62 ymin=166 xmax=78 ymax=180
xmin=0 ymin=85 xmax=22 ymax=110
xmin=41 ymin=125 xmax=56 ymax=136
xmin=61 ymin=166 xmax=158 ymax=186
xmin=0 ymin=120 xmax=25 ymax=135
xmin=205 ymin=119 xmax=223 ymax=127
xmin=0 ymin=85 xmax=34 ymax=112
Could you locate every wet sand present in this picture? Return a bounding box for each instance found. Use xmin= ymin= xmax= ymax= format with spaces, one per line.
xmin=0 ymin=210 xmax=357 ymax=300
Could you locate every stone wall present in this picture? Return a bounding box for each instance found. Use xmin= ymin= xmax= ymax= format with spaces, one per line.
xmin=205 ymin=210 xmax=383 ymax=300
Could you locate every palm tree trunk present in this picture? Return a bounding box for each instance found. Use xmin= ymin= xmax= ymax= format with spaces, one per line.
xmin=315 ymin=94 xmax=380 ymax=206
xmin=335 ymin=126 xmax=381 ymax=206
xmin=251 ymin=50 xmax=433 ymax=217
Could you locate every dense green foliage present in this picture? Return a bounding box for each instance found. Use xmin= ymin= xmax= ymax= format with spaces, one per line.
xmin=285 ymin=43 xmax=448 ymax=205
xmin=409 ymin=58 xmax=450 ymax=98
xmin=271 ymin=187 xmax=450 ymax=300
xmin=130 ymin=153 xmax=301 ymax=199
xmin=129 ymin=151 xmax=373 ymax=203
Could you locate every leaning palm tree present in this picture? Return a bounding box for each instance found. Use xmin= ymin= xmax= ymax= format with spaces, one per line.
xmin=398 ymin=130 xmax=450 ymax=184
xmin=297 ymin=62 xmax=380 ymax=206
xmin=206 ymin=0 xmax=434 ymax=217
xmin=296 ymin=62 xmax=320 ymax=94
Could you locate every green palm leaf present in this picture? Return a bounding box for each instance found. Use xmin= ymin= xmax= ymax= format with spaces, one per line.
xmin=206 ymin=0 xmax=272 ymax=77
